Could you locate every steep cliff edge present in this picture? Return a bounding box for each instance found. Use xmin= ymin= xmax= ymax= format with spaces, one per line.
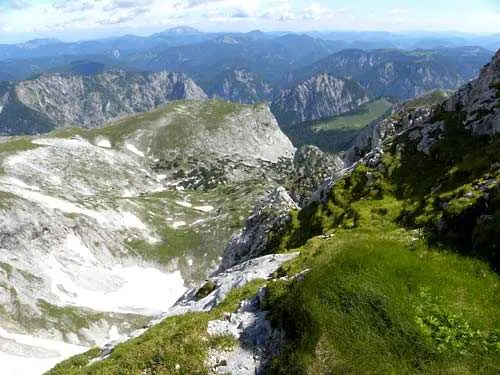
xmin=271 ymin=73 xmax=369 ymax=126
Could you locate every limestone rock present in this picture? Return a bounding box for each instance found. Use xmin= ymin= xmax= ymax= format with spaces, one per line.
xmin=271 ymin=73 xmax=369 ymax=126
xmin=217 ymin=188 xmax=298 ymax=272
xmin=0 ymin=70 xmax=207 ymax=135
xmin=443 ymin=49 xmax=500 ymax=135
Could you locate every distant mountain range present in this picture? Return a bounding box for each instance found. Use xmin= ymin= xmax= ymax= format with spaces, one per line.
xmin=0 ymin=28 xmax=497 ymax=83
xmin=1 ymin=44 xmax=492 ymax=136
xmin=1 ymin=28 xmax=498 ymax=62
xmin=0 ymin=26 xmax=496 ymax=136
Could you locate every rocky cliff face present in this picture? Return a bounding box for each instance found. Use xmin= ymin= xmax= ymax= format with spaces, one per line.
xmin=271 ymin=73 xmax=369 ymax=126
xmin=0 ymin=70 xmax=207 ymax=135
xmin=205 ymin=70 xmax=275 ymax=104
xmin=346 ymin=49 xmax=500 ymax=166
xmin=218 ymin=145 xmax=345 ymax=272
xmin=445 ymin=49 xmax=500 ymax=135
xmin=286 ymin=145 xmax=344 ymax=205
xmin=217 ymin=187 xmax=299 ymax=272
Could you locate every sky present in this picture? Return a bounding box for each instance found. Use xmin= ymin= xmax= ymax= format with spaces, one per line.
xmin=0 ymin=0 xmax=499 ymax=43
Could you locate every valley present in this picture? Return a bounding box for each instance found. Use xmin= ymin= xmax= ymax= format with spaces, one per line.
xmin=280 ymin=98 xmax=394 ymax=152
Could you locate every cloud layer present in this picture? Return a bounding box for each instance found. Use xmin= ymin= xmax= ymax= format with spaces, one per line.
xmin=0 ymin=0 xmax=347 ymax=35
xmin=0 ymin=0 xmax=498 ymax=42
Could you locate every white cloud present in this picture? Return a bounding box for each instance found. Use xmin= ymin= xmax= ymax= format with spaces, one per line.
xmin=388 ymin=7 xmax=410 ymax=22
xmin=9 ymin=0 xmax=32 ymax=10
xmin=259 ymin=2 xmax=345 ymax=22
xmin=53 ymin=0 xmax=95 ymax=12
xmin=260 ymin=3 xmax=295 ymax=21
xmin=202 ymin=6 xmax=251 ymax=20
xmin=103 ymin=0 xmax=153 ymax=11
xmin=300 ymin=3 xmax=346 ymax=20
xmin=97 ymin=8 xmax=151 ymax=25
xmin=1 ymin=0 xmax=183 ymax=34
xmin=180 ymin=0 xmax=223 ymax=8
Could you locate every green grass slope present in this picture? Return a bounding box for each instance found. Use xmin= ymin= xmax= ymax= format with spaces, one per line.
xmin=52 ymin=100 xmax=247 ymax=150
xmin=281 ymin=99 xmax=393 ymax=153
xmin=264 ymin=163 xmax=500 ymax=374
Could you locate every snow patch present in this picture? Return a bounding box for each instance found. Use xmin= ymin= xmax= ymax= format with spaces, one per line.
xmin=0 ymin=328 xmax=88 ymax=375
xmin=194 ymin=205 xmax=214 ymax=213
xmin=65 ymin=234 xmax=98 ymax=264
xmin=0 ymin=176 xmax=40 ymax=191
xmin=172 ymin=221 xmax=186 ymax=229
xmin=124 ymin=143 xmax=145 ymax=158
xmin=176 ymin=200 xmax=192 ymax=208
xmin=0 ymin=183 xmax=148 ymax=232
xmin=95 ymin=138 xmax=112 ymax=148
xmin=47 ymin=254 xmax=187 ymax=315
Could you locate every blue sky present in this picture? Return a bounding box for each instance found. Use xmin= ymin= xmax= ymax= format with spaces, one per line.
xmin=0 ymin=0 xmax=499 ymax=43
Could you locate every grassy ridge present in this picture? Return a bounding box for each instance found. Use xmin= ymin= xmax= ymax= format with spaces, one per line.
xmin=51 ymin=100 xmax=248 ymax=150
xmin=266 ymin=223 xmax=500 ymax=373
xmin=264 ymin=100 xmax=500 ymax=371
xmin=264 ymin=165 xmax=500 ymax=373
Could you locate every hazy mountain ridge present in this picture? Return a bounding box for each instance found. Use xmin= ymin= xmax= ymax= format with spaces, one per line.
xmin=126 ymin=33 xmax=340 ymax=84
xmin=1 ymin=28 xmax=498 ymax=64
xmin=0 ymin=27 xmax=215 ymax=61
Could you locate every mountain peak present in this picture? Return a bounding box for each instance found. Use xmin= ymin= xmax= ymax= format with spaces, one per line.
xmin=19 ymin=38 xmax=63 ymax=48
xmin=162 ymin=26 xmax=202 ymax=35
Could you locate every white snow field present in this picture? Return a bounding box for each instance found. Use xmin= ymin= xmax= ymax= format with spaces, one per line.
xmin=0 ymin=137 xmax=188 ymax=374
